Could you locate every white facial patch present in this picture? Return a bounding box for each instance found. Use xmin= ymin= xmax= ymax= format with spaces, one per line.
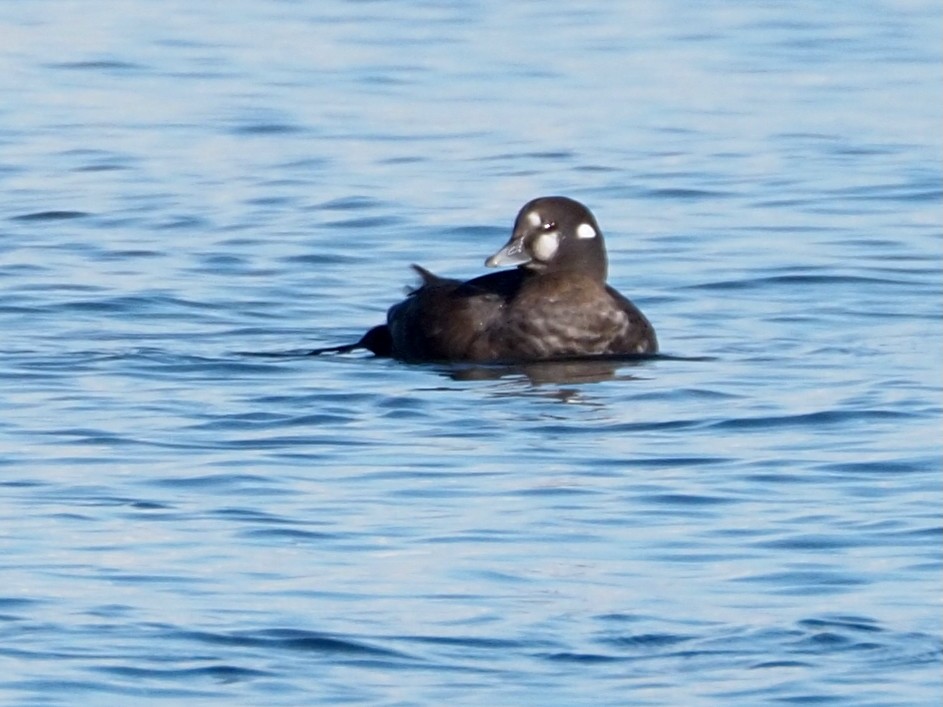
xmin=576 ymin=222 xmax=597 ymax=239
xmin=527 ymin=211 xmax=542 ymax=228
xmin=532 ymin=231 xmax=559 ymax=262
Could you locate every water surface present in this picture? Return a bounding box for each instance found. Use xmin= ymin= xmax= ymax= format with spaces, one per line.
xmin=1 ymin=1 xmax=941 ymax=704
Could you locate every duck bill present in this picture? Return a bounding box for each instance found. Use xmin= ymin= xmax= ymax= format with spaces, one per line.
xmin=485 ymin=238 xmax=531 ymax=268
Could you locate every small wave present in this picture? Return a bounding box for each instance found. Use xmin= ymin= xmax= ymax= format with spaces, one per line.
xmin=10 ymin=210 xmax=90 ymax=222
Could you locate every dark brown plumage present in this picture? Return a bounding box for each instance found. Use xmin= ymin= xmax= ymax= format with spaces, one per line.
xmin=328 ymin=196 xmax=657 ymax=363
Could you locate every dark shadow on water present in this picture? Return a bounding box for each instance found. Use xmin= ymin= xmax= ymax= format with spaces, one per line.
xmin=440 ymin=360 xmax=640 ymax=403
xmin=440 ymin=357 xmax=645 ymax=386
xmin=245 ymin=349 xmax=713 ymax=386
xmin=436 ymin=353 xmax=714 ymax=387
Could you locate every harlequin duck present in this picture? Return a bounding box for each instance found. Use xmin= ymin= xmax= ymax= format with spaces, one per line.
xmin=315 ymin=196 xmax=657 ymax=362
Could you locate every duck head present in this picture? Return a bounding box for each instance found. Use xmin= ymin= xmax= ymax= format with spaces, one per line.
xmin=485 ymin=196 xmax=608 ymax=281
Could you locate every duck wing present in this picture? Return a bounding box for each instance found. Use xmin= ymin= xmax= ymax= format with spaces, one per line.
xmin=387 ymin=267 xmax=523 ymax=361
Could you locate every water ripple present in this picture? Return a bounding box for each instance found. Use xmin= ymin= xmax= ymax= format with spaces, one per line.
xmin=0 ymin=1 xmax=938 ymax=704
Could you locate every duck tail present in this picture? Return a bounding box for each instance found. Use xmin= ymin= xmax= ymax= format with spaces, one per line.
xmin=306 ymin=342 xmax=364 ymax=356
xmin=307 ymin=325 xmax=392 ymax=357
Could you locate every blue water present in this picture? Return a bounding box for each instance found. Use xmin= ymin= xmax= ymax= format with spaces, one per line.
xmin=1 ymin=1 xmax=941 ymax=704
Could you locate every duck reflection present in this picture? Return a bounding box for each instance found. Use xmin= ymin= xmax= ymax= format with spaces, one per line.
xmin=441 ymin=354 xmax=654 ymax=386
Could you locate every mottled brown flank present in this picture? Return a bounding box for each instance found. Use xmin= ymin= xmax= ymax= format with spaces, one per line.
xmin=494 ymin=272 xmax=635 ymax=359
xmin=384 ymin=268 xmax=656 ymax=363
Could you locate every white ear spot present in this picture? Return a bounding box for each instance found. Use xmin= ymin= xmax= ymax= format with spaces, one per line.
xmin=527 ymin=211 xmax=542 ymax=228
xmin=576 ymin=223 xmax=597 ymax=239
xmin=533 ymin=231 xmax=559 ymax=261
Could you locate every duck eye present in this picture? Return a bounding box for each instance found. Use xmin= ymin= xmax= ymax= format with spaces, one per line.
xmin=541 ymin=221 xmax=556 ymax=231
